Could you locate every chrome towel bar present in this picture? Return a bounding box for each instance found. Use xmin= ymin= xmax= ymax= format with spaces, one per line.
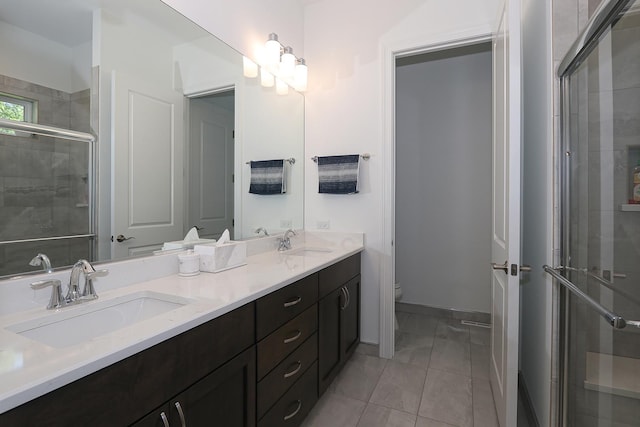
xmin=543 ymin=265 xmax=640 ymax=329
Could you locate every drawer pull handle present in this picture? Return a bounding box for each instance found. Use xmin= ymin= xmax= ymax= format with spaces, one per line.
xmin=340 ymin=287 xmax=348 ymax=310
xmin=283 ymin=361 xmax=302 ymax=378
xmin=175 ymin=401 xmax=187 ymax=427
xmin=283 ymin=296 xmax=302 ymax=308
xmin=160 ymin=412 xmax=170 ymax=427
xmin=283 ymin=400 xmax=302 ymax=421
xmin=284 ymin=329 xmax=302 ymax=344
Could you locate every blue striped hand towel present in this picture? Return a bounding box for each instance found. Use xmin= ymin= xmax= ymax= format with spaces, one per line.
xmin=317 ymin=155 xmax=360 ymax=194
xmin=249 ymin=159 xmax=286 ymax=195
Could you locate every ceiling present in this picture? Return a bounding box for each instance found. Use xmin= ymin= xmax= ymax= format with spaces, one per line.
xmin=0 ymin=0 xmax=207 ymax=47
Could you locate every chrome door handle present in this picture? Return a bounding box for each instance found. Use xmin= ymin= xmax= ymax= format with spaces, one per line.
xmin=283 ymin=400 xmax=302 ymax=421
xmin=174 ymin=401 xmax=186 ymax=427
xmin=284 ymin=330 xmax=302 ymax=344
xmin=283 ymin=296 xmax=302 ymax=308
xmin=520 ymin=265 xmax=532 ymax=272
xmin=114 ymin=234 xmax=135 ymax=243
xmin=283 ymin=361 xmax=302 ymax=378
xmin=491 ymin=261 xmax=509 ymax=273
xmin=160 ymin=412 xmax=170 ymax=427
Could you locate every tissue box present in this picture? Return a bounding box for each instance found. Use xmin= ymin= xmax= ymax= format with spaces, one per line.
xmin=194 ymin=241 xmax=247 ymax=273
xmin=162 ymin=238 xmax=215 ymax=251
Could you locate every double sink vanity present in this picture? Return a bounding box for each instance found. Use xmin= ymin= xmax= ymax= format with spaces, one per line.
xmin=0 ymin=231 xmax=363 ymax=426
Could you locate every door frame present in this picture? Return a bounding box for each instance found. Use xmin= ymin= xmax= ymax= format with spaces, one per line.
xmin=380 ymin=26 xmax=494 ymax=359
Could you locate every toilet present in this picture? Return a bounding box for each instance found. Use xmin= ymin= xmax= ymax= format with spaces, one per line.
xmin=394 ymin=282 xmax=402 ymax=329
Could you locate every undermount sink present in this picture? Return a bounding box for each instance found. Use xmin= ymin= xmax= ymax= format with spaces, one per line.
xmin=6 ymin=291 xmax=190 ymax=348
xmin=285 ymin=247 xmax=333 ymax=256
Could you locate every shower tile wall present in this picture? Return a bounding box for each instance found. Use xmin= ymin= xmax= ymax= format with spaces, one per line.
xmin=0 ymin=75 xmax=91 ymax=276
xmin=566 ymin=10 xmax=640 ymax=427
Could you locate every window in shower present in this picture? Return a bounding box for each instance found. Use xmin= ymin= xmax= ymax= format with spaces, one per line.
xmin=0 ymin=92 xmax=36 ymax=135
xmin=559 ymin=0 xmax=640 ymax=425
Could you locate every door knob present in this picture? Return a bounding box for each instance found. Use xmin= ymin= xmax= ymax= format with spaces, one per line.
xmin=113 ymin=234 xmax=135 ymax=243
xmin=491 ymin=261 xmax=509 ymax=273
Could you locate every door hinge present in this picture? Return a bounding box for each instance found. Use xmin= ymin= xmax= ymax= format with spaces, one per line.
xmin=232 ymin=219 xmax=235 ymax=226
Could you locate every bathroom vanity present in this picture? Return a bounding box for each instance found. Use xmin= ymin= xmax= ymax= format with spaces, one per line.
xmin=0 ymin=232 xmax=363 ymax=426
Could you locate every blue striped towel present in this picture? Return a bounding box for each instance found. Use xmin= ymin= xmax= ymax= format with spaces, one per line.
xmin=317 ymin=155 xmax=360 ymax=194
xmin=249 ymin=159 xmax=286 ymax=195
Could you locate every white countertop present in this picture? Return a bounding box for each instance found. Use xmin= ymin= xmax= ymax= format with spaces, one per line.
xmin=0 ymin=231 xmax=363 ymax=414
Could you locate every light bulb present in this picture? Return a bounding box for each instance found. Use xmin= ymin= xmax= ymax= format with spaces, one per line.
xmin=264 ymin=33 xmax=281 ymax=69
xmin=243 ymin=56 xmax=258 ymax=78
xmin=294 ymin=58 xmax=308 ymax=92
xmin=280 ymin=46 xmax=296 ymax=78
xmin=260 ymin=68 xmax=275 ymax=87
xmin=276 ymin=78 xmax=289 ymax=95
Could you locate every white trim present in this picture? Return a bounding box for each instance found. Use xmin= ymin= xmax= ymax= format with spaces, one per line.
xmin=380 ymin=25 xmax=494 ymax=359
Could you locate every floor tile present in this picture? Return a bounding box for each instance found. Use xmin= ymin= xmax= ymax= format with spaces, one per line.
xmin=355 ymin=342 xmax=379 ymax=357
xmin=418 ymin=369 xmax=473 ymax=427
xmin=393 ymin=331 xmax=433 ymax=368
xmin=470 ymin=343 xmax=490 ymax=380
xmin=435 ymin=319 xmax=470 ymax=342
xmin=301 ymin=392 xmax=366 ymax=427
xmin=429 ymin=337 xmax=471 ymax=376
xmin=469 ymin=326 xmax=491 ymax=346
xmin=369 ymin=360 xmax=427 ymax=414
xmin=398 ymin=313 xmax=439 ymax=337
xmin=415 ymin=417 xmax=457 ymax=427
xmin=356 ymin=403 xmax=417 ymax=427
xmin=472 ymin=378 xmax=499 ymax=427
xmin=330 ymin=353 xmax=388 ymax=401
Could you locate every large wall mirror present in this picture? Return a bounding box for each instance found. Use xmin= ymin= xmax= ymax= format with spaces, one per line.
xmin=0 ymin=0 xmax=304 ymax=277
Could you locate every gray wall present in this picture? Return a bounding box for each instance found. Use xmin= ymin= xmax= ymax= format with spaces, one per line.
xmin=395 ymin=44 xmax=492 ymax=313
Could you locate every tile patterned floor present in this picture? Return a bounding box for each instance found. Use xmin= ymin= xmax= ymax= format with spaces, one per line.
xmin=301 ymin=309 xmax=502 ymax=427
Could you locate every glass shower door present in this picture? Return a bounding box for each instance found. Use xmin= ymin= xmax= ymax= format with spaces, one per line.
xmin=560 ymin=1 xmax=640 ymax=425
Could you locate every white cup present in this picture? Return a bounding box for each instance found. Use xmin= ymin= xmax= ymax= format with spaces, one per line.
xmin=178 ymin=250 xmax=200 ymax=276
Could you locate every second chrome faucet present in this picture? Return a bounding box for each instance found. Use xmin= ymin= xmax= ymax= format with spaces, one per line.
xmin=31 ymin=259 xmax=109 ymax=310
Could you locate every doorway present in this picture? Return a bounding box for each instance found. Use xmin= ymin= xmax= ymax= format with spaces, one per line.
xmin=394 ymin=42 xmax=493 ymax=317
xmin=187 ymin=90 xmax=235 ymax=240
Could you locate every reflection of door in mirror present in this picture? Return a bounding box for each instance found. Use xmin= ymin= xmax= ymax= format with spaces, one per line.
xmin=111 ymin=70 xmax=185 ymax=260
xmin=187 ymin=91 xmax=235 ymax=240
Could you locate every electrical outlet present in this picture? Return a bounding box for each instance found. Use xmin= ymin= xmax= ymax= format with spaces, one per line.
xmin=317 ymin=220 xmax=330 ymax=230
xmin=280 ymin=219 xmax=292 ymax=228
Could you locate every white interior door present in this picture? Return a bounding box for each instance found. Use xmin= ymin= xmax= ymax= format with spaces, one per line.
xmin=490 ymin=1 xmax=521 ymax=426
xmin=188 ymin=97 xmax=234 ymax=240
xmin=111 ymin=71 xmax=185 ymax=258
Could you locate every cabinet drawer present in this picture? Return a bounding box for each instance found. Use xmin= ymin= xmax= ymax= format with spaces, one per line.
xmin=319 ymin=254 xmax=361 ymax=298
xmin=258 ymin=361 xmax=318 ymax=427
xmin=257 ymin=304 xmax=317 ymax=380
xmin=256 ymin=273 xmax=318 ymax=340
xmin=257 ymin=332 xmax=317 ymax=418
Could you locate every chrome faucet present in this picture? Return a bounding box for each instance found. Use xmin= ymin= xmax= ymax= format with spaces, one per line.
xmin=255 ymin=227 xmax=269 ymax=237
xmin=29 ymin=253 xmax=53 ymax=273
xmin=31 ymin=259 xmax=108 ymax=310
xmin=278 ymin=229 xmax=297 ymax=251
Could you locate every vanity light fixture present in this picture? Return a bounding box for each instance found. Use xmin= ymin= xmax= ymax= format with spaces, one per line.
xmin=244 ymin=33 xmax=308 ymax=93
xmin=243 ymin=56 xmax=258 ymax=78
xmin=260 ymin=67 xmax=275 ymax=87
xmin=294 ymin=58 xmax=308 ymax=92
xmin=264 ymin=33 xmax=282 ymax=69
xmin=276 ymin=78 xmax=289 ymax=95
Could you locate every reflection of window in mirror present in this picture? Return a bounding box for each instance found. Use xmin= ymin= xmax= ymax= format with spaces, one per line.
xmin=0 ymin=92 xmax=37 ymax=135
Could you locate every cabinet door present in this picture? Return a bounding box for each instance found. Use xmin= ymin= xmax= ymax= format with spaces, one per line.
xmin=169 ymin=346 xmax=256 ymax=427
xmin=318 ymin=286 xmax=343 ymax=395
xmin=341 ymin=275 xmax=360 ymax=361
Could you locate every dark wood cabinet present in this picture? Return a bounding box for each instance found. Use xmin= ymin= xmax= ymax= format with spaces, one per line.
xmin=318 ymin=254 xmax=361 ymax=395
xmin=1 ymin=252 xmax=362 ymax=427
xmin=135 ymin=346 xmax=256 ymax=427
xmin=0 ymin=302 xmax=255 ymax=427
